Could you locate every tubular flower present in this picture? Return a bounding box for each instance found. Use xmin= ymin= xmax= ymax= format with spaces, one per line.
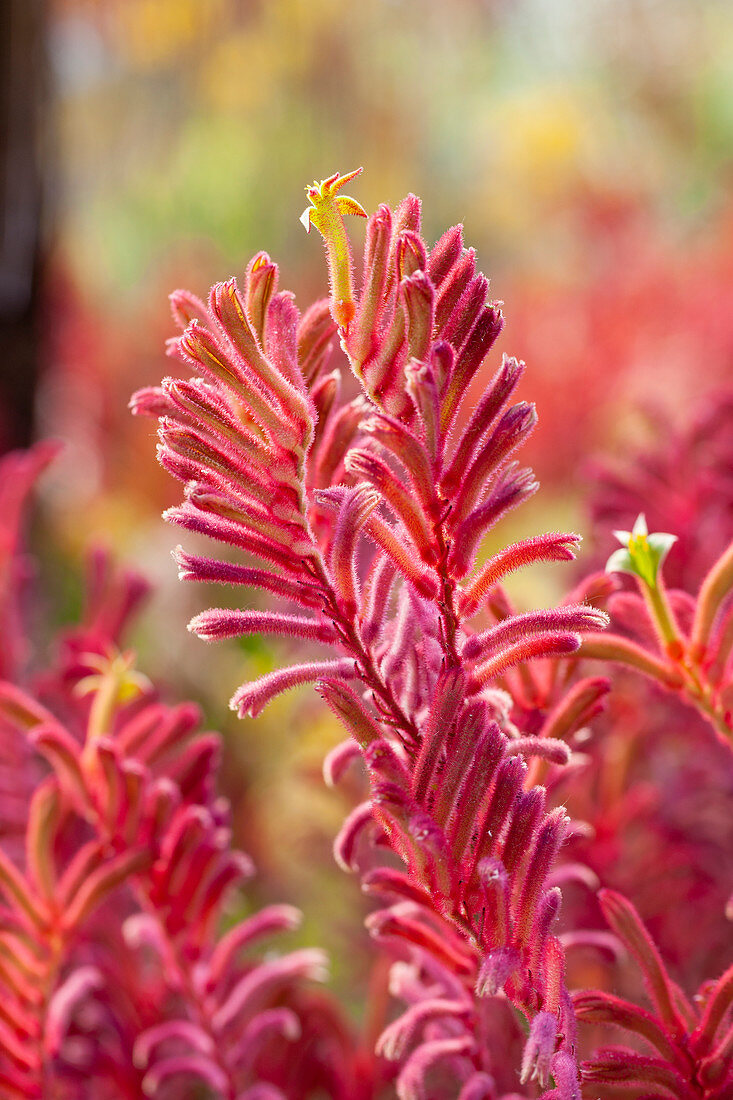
xmin=0 ymin=451 xmax=358 ymax=1100
xmin=132 ymin=171 xmax=613 ymax=1095
xmin=576 ymin=890 xmax=733 ymax=1099
xmin=569 ymin=390 xmax=733 ymax=988
xmin=300 ymin=168 xmax=368 ymax=332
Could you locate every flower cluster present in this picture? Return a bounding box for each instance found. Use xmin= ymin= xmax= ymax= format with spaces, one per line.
xmin=564 ymin=396 xmax=733 ymax=1003
xmin=4 ymin=170 xmax=732 ymax=1100
xmin=576 ymin=890 xmax=733 ymax=1100
xmin=0 ymin=446 xmax=356 ymax=1099
xmin=132 ymin=169 xmax=621 ymax=1096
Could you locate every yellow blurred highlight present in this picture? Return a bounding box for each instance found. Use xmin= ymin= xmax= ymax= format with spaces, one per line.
xmin=116 ymin=0 xmax=227 ymax=68
xmin=497 ymin=86 xmax=589 ymax=185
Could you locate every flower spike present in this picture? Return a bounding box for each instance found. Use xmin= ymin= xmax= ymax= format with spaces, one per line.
xmin=133 ymin=171 xmax=629 ymax=1096
xmin=300 ymin=168 xmax=367 ymax=332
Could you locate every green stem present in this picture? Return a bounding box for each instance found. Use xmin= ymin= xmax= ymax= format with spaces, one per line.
xmin=642 ymin=580 xmax=682 ymax=653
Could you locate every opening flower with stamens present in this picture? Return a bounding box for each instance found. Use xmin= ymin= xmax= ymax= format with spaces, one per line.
xmin=300 ymin=168 xmax=367 ymax=332
xmin=605 ymin=513 xmax=677 ymax=590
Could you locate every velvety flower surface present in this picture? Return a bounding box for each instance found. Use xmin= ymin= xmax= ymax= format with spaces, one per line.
xmin=5 ymin=172 xmax=730 ymax=1100
xmin=0 ymin=446 xmax=359 ymax=1100
xmin=132 ymin=172 xmax=621 ymax=1096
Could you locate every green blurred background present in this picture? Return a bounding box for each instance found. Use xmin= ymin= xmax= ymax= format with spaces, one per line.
xmin=4 ymin=0 xmax=733 ymax=1017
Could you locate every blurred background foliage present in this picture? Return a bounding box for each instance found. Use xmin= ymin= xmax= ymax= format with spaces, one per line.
xmin=7 ymin=0 xmax=733 ymax=1017
xmin=44 ymin=0 xmax=733 ymax=523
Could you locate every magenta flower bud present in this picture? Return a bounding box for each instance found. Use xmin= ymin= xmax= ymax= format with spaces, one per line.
xmin=500 ymin=787 xmax=547 ymax=874
xmin=322 ymin=738 xmax=362 ymax=787
xmin=408 ymin=811 xmax=448 ymax=855
xmin=435 ymin=247 xmax=476 ymax=332
xmin=391 ymin=191 xmax=422 ymax=237
xmin=427 ymin=224 xmax=464 ymax=287
xmin=456 ymin=1073 xmax=498 ymax=1100
xmin=362 ymin=511 xmax=440 ymax=598
xmin=450 ymin=468 xmax=540 ymax=579
xmin=412 ymin=666 xmax=467 ymax=802
xmin=396 ymin=1035 xmax=474 ymax=1100
xmin=581 ymin=1050 xmax=698 ymax=1099
xmin=448 ymin=726 xmax=506 ymax=865
xmin=402 ymin=271 xmax=435 ymax=363
xmin=236 ymin=1006 xmax=302 ymax=1061
xmin=129 ymin=385 xmax=175 ymax=419
xmin=365 ymin=739 xmax=411 ymax=788
xmin=463 ymin=605 xmax=608 ymax=662
xmin=534 ymin=673 xmax=607 ymax=743
xmin=442 ymin=273 xmax=489 ymax=351
xmin=31 ymin=724 xmax=88 ymax=811
xmin=211 ymin=947 xmax=328 ymax=1033
xmin=532 ymin=890 xmax=563 ymax=971
xmin=310 ymin=368 xmax=340 ymax=436
xmin=317 ymin=678 xmax=385 ymax=748
xmin=169 ymin=287 xmax=209 ymax=328
xmin=366 ymin=904 xmax=474 ymax=975
xmin=447 ymin=302 xmax=505 ymax=406
xmin=133 ymin=1020 xmax=216 ymax=1070
xmin=363 ymin=203 xmax=393 ymax=279
xmin=362 ymin=867 xmax=433 ymax=906
xmin=230 ymin=659 xmax=356 ymax=718
xmin=469 ymin=631 xmax=582 ymax=690
xmin=505 ymin=737 xmax=571 ymax=765
xmin=208 ymin=281 xmax=310 ymax=442
xmin=244 ymin=250 xmax=278 ymax=342
xmin=396 ymin=230 xmax=427 ymax=280
xmin=45 ymin=966 xmax=103 ymax=1057
xmin=179 ymin=320 xmax=247 ymax=398
xmin=264 ymin=290 xmax=306 ymax=394
xmin=142 ymin=1053 xmax=232 ymax=1097
xmin=520 ymin=1010 xmax=557 ymax=1087
xmin=429 ymin=338 xmax=454 ymax=392
xmin=546 ymin=1051 xmax=582 ymax=1100
xmin=349 ymin=204 xmax=393 ymax=366
xmin=442 ymin=355 xmax=525 ymax=496
xmin=597 ymin=888 xmax=687 ymax=1035
xmin=188 ymin=608 xmax=337 ymax=645
xmin=473 ymin=759 xmax=524 ymax=866
xmin=363 ymin=412 xmax=435 ymax=509
xmin=330 ymin=484 xmax=381 ymax=617
xmin=449 ymin=401 xmax=537 ymax=523
xmin=434 ymin=703 xmax=489 ymax=827
xmin=475 ymin=857 xmax=509 ymax=943
xmin=62 ymin=849 xmax=151 ymax=931
xmin=515 ymin=809 xmax=569 ymax=946
xmin=345 ymin=448 xmax=437 ymax=564
xmin=405 ymin=357 xmax=440 ymax=456
xmin=171 ymin=546 xmax=321 ymax=606
xmin=206 ymin=903 xmax=302 ymax=988
xmin=166 ymin=734 xmax=219 ymax=807
xmin=296 ymin=297 xmax=337 ymax=383
xmin=372 ymin=779 xmax=412 ymax=817
xmin=475 ymin=946 xmax=520 ymax=998
xmin=376 ymin=996 xmax=470 ymax=1061
xmin=333 ymin=801 xmax=374 ymax=871
xmin=162 ymin=376 xmax=243 ymax=442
